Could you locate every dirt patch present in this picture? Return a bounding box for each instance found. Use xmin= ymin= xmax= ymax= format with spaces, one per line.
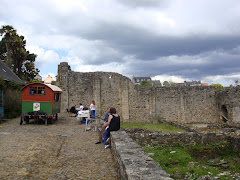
xmin=0 ymin=114 xmax=119 ymax=180
xmin=187 ymin=146 xmax=229 ymax=160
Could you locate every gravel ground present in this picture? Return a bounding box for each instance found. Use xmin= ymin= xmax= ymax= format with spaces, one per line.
xmin=0 ymin=114 xmax=119 ymax=180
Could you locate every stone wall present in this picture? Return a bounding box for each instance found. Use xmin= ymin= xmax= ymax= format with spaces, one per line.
xmin=110 ymin=131 xmax=173 ymax=180
xmin=216 ymin=87 xmax=240 ymax=124
xmin=56 ymin=62 xmax=240 ymax=124
xmin=56 ymin=62 xmax=132 ymax=121
xmin=126 ymin=130 xmax=226 ymax=147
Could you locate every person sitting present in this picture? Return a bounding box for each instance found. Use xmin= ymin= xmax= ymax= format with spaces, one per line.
xmin=79 ymin=103 xmax=84 ymax=111
xmin=103 ymin=107 xmax=120 ymax=149
xmin=70 ymin=105 xmax=77 ymax=114
xmin=81 ymin=107 xmax=89 ymax=124
xmin=95 ymin=107 xmax=110 ymax=144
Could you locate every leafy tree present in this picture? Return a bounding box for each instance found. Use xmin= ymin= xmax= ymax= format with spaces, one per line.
xmin=136 ymin=80 xmax=153 ymax=87
xmin=235 ymin=80 xmax=239 ymax=86
xmin=0 ymin=25 xmax=16 ymax=67
xmin=163 ymin=81 xmax=170 ymax=87
xmin=0 ymin=25 xmax=39 ymax=82
xmin=163 ymin=81 xmax=176 ymax=87
xmin=140 ymin=80 xmax=152 ymax=86
xmin=30 ymin=79 xmax=42 ymax=83
xmin=0 ymin=76 xmax=6 ymax=90
xmin=211 ymin=83 xmax=224 ymax=89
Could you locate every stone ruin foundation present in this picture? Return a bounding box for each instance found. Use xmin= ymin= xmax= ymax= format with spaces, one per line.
xmin=110 ymin=122 xmax=240 ymax=179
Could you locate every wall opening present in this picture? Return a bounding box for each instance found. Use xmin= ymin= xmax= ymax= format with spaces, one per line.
xmin=221 ymin=105 xmax=228 ymax=122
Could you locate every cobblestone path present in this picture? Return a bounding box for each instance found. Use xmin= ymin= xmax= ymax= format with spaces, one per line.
xmin=0 ymin=114 xmax=119 ymax=180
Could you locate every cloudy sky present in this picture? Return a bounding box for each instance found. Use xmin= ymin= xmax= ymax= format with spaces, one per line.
xmin=1 ymin=0 xmax=240 ymax=86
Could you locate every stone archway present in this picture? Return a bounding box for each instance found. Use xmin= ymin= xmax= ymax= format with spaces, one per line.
xmin=221 ymin=105 xmax=228 ymax=122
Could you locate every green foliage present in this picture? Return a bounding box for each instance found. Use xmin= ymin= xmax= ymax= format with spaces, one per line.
xmin=4 ymin=88 xmax=21 ymax=119
xmin=136 ymin=80 xmax=153 ymax=87
xmin=120 ymin=122 xmax=187 ymax=132
xmin=5 ymin=81 xmax=23 ymax=90
xmin=211 ymin=83 xmax=224 ymax=89
xmin=31 ymin=79 xmax=42 ymax=83
xmin=1 ymin=80 xmax=23 ymax=118
xmin=163 ymin=81 xmax=170 ymax=87
xmin=0 ymin=76 xmax=6 ymax=89
xmin=143 ymin=143 xmax=240 ymax=179
xmin=235 ymin=80 xmax=239 ymax=86
xmin=163 ymin=81 xmax=176 ymax=87
xmin=0 ymin=25 xmax=39 ymax=82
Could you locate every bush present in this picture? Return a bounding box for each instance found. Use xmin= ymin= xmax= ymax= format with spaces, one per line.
xmin=4 ymin=84 xmax=22 ymax=119
xmin=0 ymin=76 xmax=6 ymax=89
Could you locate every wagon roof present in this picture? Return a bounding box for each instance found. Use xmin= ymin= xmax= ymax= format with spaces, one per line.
xmin=45 ymin=84 xmax=62 ymax=92
xmin=21 ymin=83 xmax=62 ymax=92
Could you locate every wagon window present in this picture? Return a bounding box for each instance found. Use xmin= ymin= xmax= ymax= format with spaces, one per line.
xmin=38 ymin=87 xmax=45 ymax=95
xmin=30 ymin=87 xmax=37 ymax=95
xmin=54 ymin=93 xmax=60 ymax=102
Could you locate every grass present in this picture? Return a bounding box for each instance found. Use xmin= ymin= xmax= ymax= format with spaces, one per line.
xmin=143 ymin=143 xmax=240 ymax=180
xmin=120 ymin=122 xmax=187 ymax=133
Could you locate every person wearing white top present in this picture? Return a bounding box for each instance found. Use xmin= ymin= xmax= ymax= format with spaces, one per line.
xmin=90 ymin=100 xmax=96 ymax=119
xmin=79 ymin=103 xmax=84 ymax=111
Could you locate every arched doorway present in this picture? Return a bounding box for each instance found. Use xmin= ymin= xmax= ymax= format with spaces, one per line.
xmin=221 ymin=105 xmax=228 ymax=122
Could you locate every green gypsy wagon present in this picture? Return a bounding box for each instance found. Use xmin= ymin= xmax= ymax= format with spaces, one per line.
xmin=20 ymin=83 xmax=62 ymax=125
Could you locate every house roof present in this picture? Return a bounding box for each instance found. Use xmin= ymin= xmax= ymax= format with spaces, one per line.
xmin=152 ymin=80 xmax=161 ymax=85
xmin=0 ymin=60 xmax=25 ymax=84
xmin=44 ymin=75 xmax=54 ymax=84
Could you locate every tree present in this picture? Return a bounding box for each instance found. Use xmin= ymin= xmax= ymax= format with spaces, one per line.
xmin=163 ymin=81 xmax=170 ymax=87
xmin=0 ymin=25 xmax=39 ymax=81
xmin=235 ymin=80 xmax=239 ymax=86
xmin=163 ymin=81 xmax=175 ymax=87
xmin=140 ymin=80 xmax=152 ymax=86
xmin=0 ymin=25 xmax=16 ymax=67
xmin=136 ymin=80 xmax=153 ymax=87
xmin=211 ymin=83 xmax=224 ymax=89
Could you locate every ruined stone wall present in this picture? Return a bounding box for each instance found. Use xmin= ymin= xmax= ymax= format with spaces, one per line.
xmin=155 ymin=87 xmax=219 ymax=124
xmin=56 ymin=62 xmax=132 ymax=121
xmin=216 ymin=87 xmax=240 ymax=124
xmin=56 ymin=62 xmax=221 ymax=124
xmin=128 ymin=86 xmax=219 ymax=124
xmin=128 ymin=131 xmax=226 ymax=147
xmin=110 ymin=131 xmax=173 ymax=179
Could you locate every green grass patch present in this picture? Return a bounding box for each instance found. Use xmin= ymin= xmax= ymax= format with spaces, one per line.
xmin=143 ymin=143 xmax=240 ymax=179
xmin=121 ymin=122 xmax=187 ymax=133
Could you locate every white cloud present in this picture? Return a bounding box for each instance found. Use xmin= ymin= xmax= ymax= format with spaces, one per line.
xmin=203 ymin=73 xmax=240 ymax=86
xmin=1 ymin=0 xmax=240 ymax=87
xmin=152 ymin=75 xmax=187 ymax=83
xmin=74 ymin=61 xmax=126 ymax=75
xmin=26 ymin=45 xmax=60 ymax=67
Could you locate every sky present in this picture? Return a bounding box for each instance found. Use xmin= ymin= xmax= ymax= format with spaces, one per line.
xmin=1 ymin=0 xmax=240 ymax=86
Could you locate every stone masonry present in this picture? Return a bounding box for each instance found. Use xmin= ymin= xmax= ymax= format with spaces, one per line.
xmin=56 ymin=62 xmax=240 ymax=125
xmin=110 ymin=131 xmax=173 ymax=180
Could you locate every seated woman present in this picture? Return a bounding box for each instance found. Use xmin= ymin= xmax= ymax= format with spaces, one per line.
xmin=70 ymin=105 xmax=77 ymax=114
xmin=103 ymin=107 xmax=120 ymax=149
